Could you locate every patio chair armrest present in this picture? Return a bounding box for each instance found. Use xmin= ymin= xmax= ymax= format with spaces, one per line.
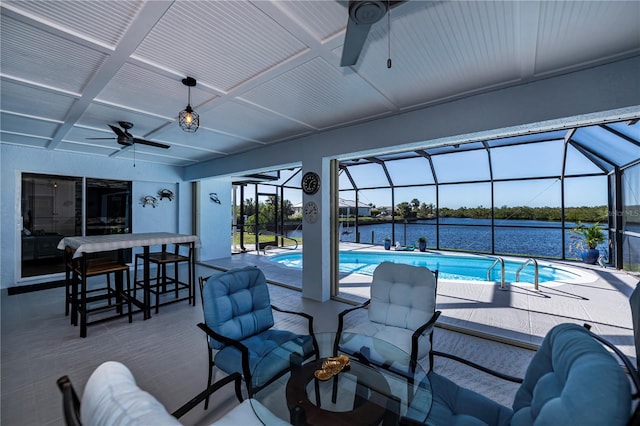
xmin=197 ymin=322 xmax=248 ymax=353
xmin=171 ymin=373 xmax=243 ymax=419
xmin=56 ymin=375 xmax=81 ymax=426
xmin=197 ymin=322 xmax=252 ymax=381
xmin=333 ymin=300 xmax=371 ymax=355
xmin=410 ymin=310 xmax=441 ymax=372
xmin=412 ymin=310 xmax=441 ymax=341
xmin=271 ymin=304 xmax=319 ymax=357
xmin=337 ymin=300 xmax=370 ymax=330
xmin=431 ymin=350 xmax=524 ymax=383
xmin=271 ymin=304 xmax=314 ymax=325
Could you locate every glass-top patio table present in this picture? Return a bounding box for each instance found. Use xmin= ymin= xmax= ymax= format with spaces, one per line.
xmin=251 ymin=332 xmax=432 ymax=425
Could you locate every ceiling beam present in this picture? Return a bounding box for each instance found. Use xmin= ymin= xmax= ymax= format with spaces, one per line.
xmin=46 ymin=1 xmax=174 ymax=150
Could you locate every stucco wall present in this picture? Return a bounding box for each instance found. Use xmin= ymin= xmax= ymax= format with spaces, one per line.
xmin=0 ymin=144 xmax=191 ymax=288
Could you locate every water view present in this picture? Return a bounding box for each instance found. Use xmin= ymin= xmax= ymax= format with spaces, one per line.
xmin=287 ymin=218 xmax=604 ymax=260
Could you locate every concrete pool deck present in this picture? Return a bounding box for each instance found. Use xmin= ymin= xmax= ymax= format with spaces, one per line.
xmin=201 ymin=243 xmax=639 ymax=363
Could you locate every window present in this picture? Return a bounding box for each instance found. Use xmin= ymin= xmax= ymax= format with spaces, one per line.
xmin=20 ymin=173 xmax=131 ymax=278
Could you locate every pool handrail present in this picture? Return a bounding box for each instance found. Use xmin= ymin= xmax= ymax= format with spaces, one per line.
xmin=486 ymin=257 xmax=506 ymax=289
xmin=515 ymin=258 xmax=539 ymax=290
xmin=257 ymin=231 xmax=299 ymax=254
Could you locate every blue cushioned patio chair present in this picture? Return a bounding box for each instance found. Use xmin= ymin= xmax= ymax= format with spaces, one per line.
xmin=401 ymin=323 xmax=640 ymax=426
xmin=198 ymin=266 xmax=319 ymax=408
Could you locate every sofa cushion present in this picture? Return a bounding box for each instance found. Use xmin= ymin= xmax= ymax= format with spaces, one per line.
xmin=201 ymin=267 xmax=275 ymax=350
xmin=341 ymin=262 xmax=437 ymax=372
xmin=215 ymin=331 xmax=315 ymax=389
xmin=81 ymin=361 xmax=181 ymax=426
xmin=368 ymin=262 xmax=437 ymax=331
xmin=81 ymin=361 xmax=291 ymax=426
xmin=511 ymin=323 xmax=631 ymax=426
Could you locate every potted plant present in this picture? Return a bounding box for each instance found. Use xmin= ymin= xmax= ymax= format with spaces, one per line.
xmin=383 ymin=237 xmax=391 ymax=250
xmin=570 ymin=221 xmax=605 ymax=264
xmin=418 ymin=236 xmax=427 ymax=252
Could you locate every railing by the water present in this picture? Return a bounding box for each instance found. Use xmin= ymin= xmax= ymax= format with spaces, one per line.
xmin=515 ymin=258 xmax=539 ymax=290
xmin=257 ymin=231 xmax=299 ymax=254
xmin=486 ymin=257 xmax=506 ymax=289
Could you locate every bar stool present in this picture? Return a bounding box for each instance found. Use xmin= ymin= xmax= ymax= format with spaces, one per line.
xmin=64 ymin=248 xmax=116 ymax=319
xmin=133 ymin=243 xmax=193 ymax=313
xmin=66 ymin=249 xmax=133 ymax=338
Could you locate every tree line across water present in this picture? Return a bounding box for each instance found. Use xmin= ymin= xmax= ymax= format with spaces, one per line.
xmin=374 ymin=199 xmax=607 ymax=223
xmin=435 ymin=205 xmax=607 ymax=222
xmin=240 ymin=196 xmax=608 ymax=224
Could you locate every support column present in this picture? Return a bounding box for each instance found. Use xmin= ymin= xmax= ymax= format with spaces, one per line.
xmin=301 ymin=158 xmax=331 ymax=302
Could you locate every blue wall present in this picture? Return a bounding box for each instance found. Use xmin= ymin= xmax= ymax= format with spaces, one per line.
xmin=0 ymin=144 xmax=192 ymax=288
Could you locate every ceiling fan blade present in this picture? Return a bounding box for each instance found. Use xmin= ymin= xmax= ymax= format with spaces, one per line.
xmin=387 ymin=0 xmax=406 ymax=10
xmin=133 ymin=138 xmax=170 ymax=149
xmin=340 ymin=0 xmax=408 ymax=67
xmin=340 ymin=18 xmax=374 ymax=66
xmin=108 ymin=124 xmax=127 ymax=138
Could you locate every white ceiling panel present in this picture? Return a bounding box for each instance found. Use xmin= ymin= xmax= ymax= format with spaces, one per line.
xmin=0 ymin=14 xmax=108 ymax=92
xmin=240 ymin=57 xmax=393 ymax=129
xmin=0 ymin=113 xmax=60 ymax=138
xmin=57 ymin=141 xmax=120 ymax=157
xmin=1 ymin=0 xmax=638 ymax=167
xmin=117 ymin=148 xmax=204 ymax=167
xmin=3 ymin=0 xmax=144 ymax=47
xmin=95 ymin=63 xmax=217 ymax=119
xmin=132 ymin=1 xmax=307 ymax=92
xmin=0 ymin=132 xmax=49 ymax=148
xmin=76 ymin=104 xmax=171 ymax=139
xmin=0 ymin=79 xmax=76 ymax=121
xmin=271 ymin=0 xmax=347 ymax=42
xmin=154 ymin=125 xmax=261 ymax=155
xmin=138 ymin=143 xmax=216 ymax=162
xmin=534 ymin=1 xmax=640 ymax=74
xmin=199 ymin=100 xmax=313 ymax=143
xmin=357 ymin=1 xmax=520 ymax=107
xmin=63 ymin=126 xmax=125 ymax=151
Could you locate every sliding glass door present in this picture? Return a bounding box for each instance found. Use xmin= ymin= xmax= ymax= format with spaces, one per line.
xmin=20 ymin=173 xmax=132 ymax=278
xmin=21 ymin=174 xmax=82 ymax=277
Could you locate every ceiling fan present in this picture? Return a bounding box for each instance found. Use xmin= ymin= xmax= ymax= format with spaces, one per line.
xmin=87 ymin=121 xmax=170 ymax=149
xmin=340 ymin=0 xmax=407 ymax=67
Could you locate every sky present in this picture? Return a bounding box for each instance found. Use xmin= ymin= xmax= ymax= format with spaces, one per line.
xmin=255 ymin=133 xmax=631 ymax=210
xmin=336 ymin=140 xmax=609 ymax=209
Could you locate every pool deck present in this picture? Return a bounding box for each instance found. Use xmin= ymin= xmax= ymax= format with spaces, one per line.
xmin=201 ymin=243 xmax=639 ymax=363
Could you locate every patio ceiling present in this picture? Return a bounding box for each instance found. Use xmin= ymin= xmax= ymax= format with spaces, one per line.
xmin=1 ymin=1 xmax=639 ymax=167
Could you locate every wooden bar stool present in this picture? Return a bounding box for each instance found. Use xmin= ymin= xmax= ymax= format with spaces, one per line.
xmin=67 ymin=250 xmax=133 ymax=338
xmin=133 ymin=243 xmax=193 ymax=313
xmin=64 ymin=248 xmax=117 ymax=320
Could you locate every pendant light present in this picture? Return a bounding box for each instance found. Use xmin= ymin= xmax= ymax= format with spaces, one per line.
xmin=179 ymin=77 xmax=199 ymax=132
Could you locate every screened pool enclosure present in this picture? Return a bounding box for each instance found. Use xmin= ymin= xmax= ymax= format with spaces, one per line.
xmin=233 ymin=118 xmax=640 ymax=271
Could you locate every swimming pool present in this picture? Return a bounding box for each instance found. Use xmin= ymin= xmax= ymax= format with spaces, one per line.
xmin=268 ymin=250 xmax=584 ymax=284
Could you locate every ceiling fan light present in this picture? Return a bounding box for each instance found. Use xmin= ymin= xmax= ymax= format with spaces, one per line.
xmin=179 ymin=77 xmax=199 ymax=133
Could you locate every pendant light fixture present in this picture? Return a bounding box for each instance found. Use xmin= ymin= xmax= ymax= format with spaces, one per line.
xmin=179 ymin=77 xmax=199 ymax=132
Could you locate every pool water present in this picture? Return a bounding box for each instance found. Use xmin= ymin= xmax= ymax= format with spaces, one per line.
xmin=268 ymin=251 xmax=579 ymax=284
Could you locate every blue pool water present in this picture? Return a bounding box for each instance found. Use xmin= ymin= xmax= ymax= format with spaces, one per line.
xmin=268 ymin=251 xmax=579 ymax=284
